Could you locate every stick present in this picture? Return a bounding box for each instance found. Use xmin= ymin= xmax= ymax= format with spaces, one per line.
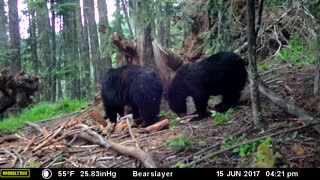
xmin=184 ymin=123 xmax=316 ymax=167
xmin=126 ymin=117 xmax=140 ymax=149
xmin=33 ymin=122 xmax=67 ymax=151
xmin=73 ymin=124 xmax=156 ymax=168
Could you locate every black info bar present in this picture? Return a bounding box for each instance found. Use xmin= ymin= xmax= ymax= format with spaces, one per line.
xmin=0 ymin=168 xmax=318 ymax=180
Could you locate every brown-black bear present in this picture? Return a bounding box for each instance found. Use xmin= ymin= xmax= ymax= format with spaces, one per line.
xmin=167 ymin=51 xmax=247 ymax=118
xmin=101 ymin=64 xmax=163 ymax=127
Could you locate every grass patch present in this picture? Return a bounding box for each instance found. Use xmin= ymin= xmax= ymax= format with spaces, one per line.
xmin=273 ymin=32 xmax=317 ymax=66
xmin=0 ymin=99 xmax=88 ymax=134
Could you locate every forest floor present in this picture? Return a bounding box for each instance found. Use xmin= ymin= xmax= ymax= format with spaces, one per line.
xmin=1 ymin=64 xmax=320 ymax=168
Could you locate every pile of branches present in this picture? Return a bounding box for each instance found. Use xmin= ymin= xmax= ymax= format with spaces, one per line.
xmin=0 ymin=104 xmax=180 ymax=168
xmin=0 ymin=68 xmax=40 ymax=114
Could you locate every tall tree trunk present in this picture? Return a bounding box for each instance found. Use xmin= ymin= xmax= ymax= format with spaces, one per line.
xmin=157 ymin=1 xmax=165 ymax=46
xmin=164 ymin=2 xmax=171 ymax=48
xmin=84 ymin=0 xmax=101 ymax=85
xmin=50 ymin=0 xmax=57 ymax=101
xmin=36 ymin=0 xmax=51 ymax=101
xmin=115 ymin=0 xmax=123 ymax=36
xmin=82 ymin=1 xmax=92 ymax=98
xmin=121 ymin=0 xmax=134 ymax=38
xmin=8 ymin=0 xmax=21 ymax=73
xmin=313 ymin=3 xmax=320 ymax=96
xmin=57 ymin=14 xmax=64 ymax=100
xmin=27 ymin=1 xmax=39 ymax=101
xmin=128 ymin=0 xmax=136 ymax=35
xmin=136 ymin=0 xmax=155 ymax=69
xmin=29 ymin=8 xmax=38 ymax=74
xmin=63 ymin=0 xmax=80 ymax=99
xmin=97 ymin=0 xmax=112 ymax=84
xmin=0 ymin=0 xmax=9 ymax=68
xmin=246 ymin=0 xmax=263 ymax=127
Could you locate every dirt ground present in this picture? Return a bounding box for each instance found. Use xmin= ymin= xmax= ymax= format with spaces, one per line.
xmin=1 ymin=64 xmax=320 ymax=168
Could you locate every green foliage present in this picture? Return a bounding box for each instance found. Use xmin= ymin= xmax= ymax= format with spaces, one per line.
xmin=174 ymin=161 xmax=186 ymax=168
xmin=211 ymin=108 xmax=234 ymax=126
xmin=221 ymin=135 xmax=236 ymax=149
xmin=165 ymin=135 xmax=195 ymax=149
xmin=159 ymin=111 xmax=178 ymax=120
xmin=251 ymin=139 xmax=281 ymax=168
xmin=159 ymin=111 xmax=180 ymax=129
xmin=25 ymin=158 xmax=41 ymax=168
xmin=0 ymin=99 xmax=88 ymax=134
xmin=273 ymin=32 xmax=317 ymax=66
xmin=0 ymin=49 xmax=16 ymax=64
xmin=258 ymin=63 xmax=270 ymax=72
xmin=57 ymin=2 xmax=79 ymax=14
xmin=233 ymin=136 xmax=272 ymax=158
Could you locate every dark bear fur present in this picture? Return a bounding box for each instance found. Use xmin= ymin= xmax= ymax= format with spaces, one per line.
xmin=101 ymin=64 xmax=163 ymax=127
xmin=167 ymin=51 xmax=247 ymax=117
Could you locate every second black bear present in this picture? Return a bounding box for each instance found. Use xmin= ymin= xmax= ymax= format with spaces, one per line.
xmin=101 ymin=64 xmax=163 ymax=127
xmin=167 ymin=51 xmax=247 ymax=117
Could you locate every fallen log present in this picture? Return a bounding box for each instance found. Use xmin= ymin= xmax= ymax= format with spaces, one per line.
xmin=258 ymin=80 xmax=320 ymax=133
xmin=73 ymin=124 xmax=157 ymax=168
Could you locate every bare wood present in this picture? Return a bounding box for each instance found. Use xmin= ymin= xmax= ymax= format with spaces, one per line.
xmin=258 ymin=80 xmax=320 ymax=133
xmin=73 ymin=124 xmax=156 ymax=168
xmin=145 ymin=119 xmax=171 ymax=133
xmin=33 ymin=122 xmax=67 ymax=151
xmin=126 ymin=117 xmax=140 ymax=148
xmin=22 ymin=136 xmax=36 ymax=154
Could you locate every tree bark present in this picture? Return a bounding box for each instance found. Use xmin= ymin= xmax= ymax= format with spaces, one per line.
xmin=136 ymin=0 xmax=155 ymax=69
xmin=115 ymin=0 xmax=123 ymax=36
xmin=121 ymin=0 xmax=134 ymax=38
xmin=0 ymin=1 xmax=8 ymax=49
xmin=36 ymin=0 xmax=51 ymax=101
xmin=164 ymin=2 xmax=171 ymax=48
xmin=82 ymin=1 xmax=92 ymax=98
xmin=8 ymin=0 xmax=21 ymax=73
xmin=84 ymin=0 xmax=101 ymax=85
xmin=50 ymin=0 xmax=57 ymax=101
xmin=28 ymin=2 xmax=38 ymax=74
xmin=314 ymin=6 xmax=320 ymax=96
xmin=63 ymin=0 xmax=80 ymax=99
xmin=97 ymin=0 xmax=112 ymax=84
xmin=246 ymin=0 xmax=263 ymax=127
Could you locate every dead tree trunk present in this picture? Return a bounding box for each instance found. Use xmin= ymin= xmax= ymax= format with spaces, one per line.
xmin=314 ymin=10 xmax=320 ymax=96
xmin=246 ymin=0 xmax=263 ymax=127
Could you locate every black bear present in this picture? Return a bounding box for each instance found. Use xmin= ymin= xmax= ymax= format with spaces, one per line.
xmin=101 ymin=64 xmax=163 ymax=127
xmin=167 ymin=51 xmax=247 ymax=118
